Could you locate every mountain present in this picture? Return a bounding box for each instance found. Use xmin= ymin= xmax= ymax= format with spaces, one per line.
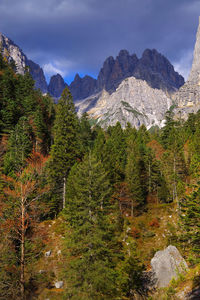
xmin=69 ymin=74 xmax=97 ymax=100
xmin=173 ymin=17 xmax=200 ymax=118
xmin=48 ymin=74 xmax=68 ymax=98
xmin=75 ymin=49 xmax=184 ymax=128
xmin=0 ymin=32 xmax=48 ymax=93
xmin=27 ymin=60 xmax=48 ymax=93
xmin=76 ymin=77 xmax=172 ymax=129
xmin=71 ymin=49 xmax=184 ymax=101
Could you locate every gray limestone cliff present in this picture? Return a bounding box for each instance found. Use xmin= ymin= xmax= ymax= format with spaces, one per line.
xmin=188 ymin=17 xmax=200 ymax=85
xmin=173 ymin=17 xmax=200 ymax=118
xmin=0 ymin=33 xmax=26 ymax=74
xmin=0 ymin=32 xmax=48 ymax=93
xmin=76 ymin=76 xmax=172 ymax=129
xmin=71 ymin=49 xmax=184 ymax=101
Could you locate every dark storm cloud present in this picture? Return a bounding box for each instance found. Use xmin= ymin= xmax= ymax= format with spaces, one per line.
xmin=0 ymin=0 xmax=199 ymax=82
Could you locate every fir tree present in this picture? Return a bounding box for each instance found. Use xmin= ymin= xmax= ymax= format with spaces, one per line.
xmin=49 ymin=87 xmax=79 ymax=209
xmin=63 ymin=153 xmax=120 ymax=299
xmin=180 ymin=185 xmax=200 ymax=256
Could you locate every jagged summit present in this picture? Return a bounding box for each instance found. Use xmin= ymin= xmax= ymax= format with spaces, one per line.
xmin=0 ymin=32 xmax=27 ymax=75
xmin=0 ymin=32 xmax=48 ymax=93
xmin=70 ymin=48 xmax=184 ymax=101
xmin=48 ymin=74 xmax=68 ymax=98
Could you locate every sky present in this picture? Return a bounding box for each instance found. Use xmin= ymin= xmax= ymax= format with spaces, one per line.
xmin=0 ymin=0 xmax=200 ymax=84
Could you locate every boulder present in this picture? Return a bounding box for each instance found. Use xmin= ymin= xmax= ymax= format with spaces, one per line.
xmin=151 ymin=245 xmax=188 ymax=288
xmin=55 ymin=281 xmax=64 ymax=289
xmin=45 ymin=250 xmax=51 ymax=257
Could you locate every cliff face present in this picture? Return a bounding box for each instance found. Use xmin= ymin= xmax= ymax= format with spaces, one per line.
xmin=69 ymin=74 xmax=97 ymax=101
xmin=133 ymin=49 xmax=184 ymax=92
xmin=27 ymin=60 xmax=48 ymax=93
xmin=48 ymin=74 xmax=68 ymax=98
xmin=0 ymin=33 xmax=26 ymax=75
xmin=76 ymin=77 xmax=172 ymax=129
xmin=173 ymin=17 xmax=200 ymax=118
xmin=70 ymin=48 xmax=184 ymax=101
xmin=0 ymin=32 xmax=48 ymax=93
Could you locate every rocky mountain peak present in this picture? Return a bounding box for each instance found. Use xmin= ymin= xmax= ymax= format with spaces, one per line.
xmin=70 ymin=74 xmax=97 ymax=101
xmin=0 ymin=32 xmax=26 ymax=75
xmin=0 ymin=32 xmax=48 ymax=93
xmin=118 ymin=49 xmax=130 ymax=57
xmin=74 ymin=73 xmax=81 ymax=82
xmin=48 ymin=73 xmax=68 ymax=98
xmin=134 ymin=48 xmax=184 ymax=92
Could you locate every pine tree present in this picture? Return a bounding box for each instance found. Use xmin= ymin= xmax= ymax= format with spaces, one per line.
xmin=48 ymin=87 xmax=79 ymax=209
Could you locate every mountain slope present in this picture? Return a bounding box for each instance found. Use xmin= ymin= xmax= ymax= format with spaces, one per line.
xmin=0 ymin=32 xmax=48 ymax=93
xmin=71 ymin=48 xmax=184 ymax=101
xmin=76 ymin=77 xmax=172 ymax=129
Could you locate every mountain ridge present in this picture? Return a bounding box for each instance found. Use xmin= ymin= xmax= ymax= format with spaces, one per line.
xmin=0 ymin=31 xmax=184 ymax=102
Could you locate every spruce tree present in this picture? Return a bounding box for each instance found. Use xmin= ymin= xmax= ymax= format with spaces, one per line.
xmin=63 ymin=154 xmax=120 ymax=299
xmin=180 ymin=185 xmax=200 ymax=256
xmin=49 ymin=87 xmax=79 ymax=209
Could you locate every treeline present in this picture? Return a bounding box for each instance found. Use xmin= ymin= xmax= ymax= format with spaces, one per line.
xmin=0 ymin=55 xmax=200 ymax=299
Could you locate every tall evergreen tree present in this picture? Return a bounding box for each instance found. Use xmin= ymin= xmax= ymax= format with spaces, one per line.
xmin=49 ymin=87 xmax=79 ymax=209
xmin=180 ymin=185 xmax=200 ymax=256
xmin=63 ymin=154 xmax=120 ymax=299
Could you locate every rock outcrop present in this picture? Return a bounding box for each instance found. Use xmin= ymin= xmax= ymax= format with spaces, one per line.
xmin=96 ymin=50 xmax=139 ymax=93
xmin=0 ymin=32 xmax=48 ymax=93
xmin=27 ymin=59 xmax=48 ymax=93
xmin=133 ymin=49 xmax=184 ymax=92
xmin=0 ymin=32 xmax=26 ymax=74
xmin=48 ymin=73 xmax=68 ymax=98
xmin=173 ymin=17 xmax=200 ymax=118
xmin=76 ymin=76 xmax=172 ymax=129
xmin=71 ymin=48 xmax=184 ymax=101
xmin=150 ymin=245 xmax=188 ymax=288
xmin=69 ymin=73 xmax=97 ymax=101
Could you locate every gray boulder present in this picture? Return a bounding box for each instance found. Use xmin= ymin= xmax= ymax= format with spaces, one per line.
xmin=151 ymin=245 xmax=188 ymax=288
xmin=55 ymin=281 xmax=64 ymax=289
xmin=45 ymin=250 xmax=51 ymax=257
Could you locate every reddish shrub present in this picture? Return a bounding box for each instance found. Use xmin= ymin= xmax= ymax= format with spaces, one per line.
xmin=130 ymin=226 xmax=140 ymax=238
xmin=149 ymin=218 xmax=159 ymax=228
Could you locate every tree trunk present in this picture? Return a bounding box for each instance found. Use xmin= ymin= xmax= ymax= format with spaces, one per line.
xmin=149 ymin=161 xmax=151 ymax=193
xmin=21 ymin=197 xmax=25 ymax=300
xmin=131 ymin=200 xmax=133 ymax=217
xmin=63 ymin=177 xmax=66 ymax=209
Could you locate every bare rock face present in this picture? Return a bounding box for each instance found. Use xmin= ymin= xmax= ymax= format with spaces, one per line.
xmin=0 ymin=32 xmax=48 ymax=93
xmin=188 ymin=17 xmax=200 ymax=85
xmin=27 ymin=60 xmax=48 ymax=93
xmin=133 ymin=49 xmax=184 ymax=92
xmin=97 ymin=50 xmax=139 ymax=93
xmin=76 ymin=76 xmax=172 ymax=129
xmin=70 ymin=48 xmax=184 ymax=101
xmin=151 ymin=245 xmax=188 ymax=288
xmin=48 ymin=73 xmax=68 ymax=98
xmin=70 ymin=73 xmax=97 ymax=101
xmin=173 ymin=17 xmax=200 ymax=117
xmin=0 ymin=33 xmax=26 ymax=74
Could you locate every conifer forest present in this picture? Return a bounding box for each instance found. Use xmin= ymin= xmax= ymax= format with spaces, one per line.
xmin=0 ymin=54 xmax=200 ymax=300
